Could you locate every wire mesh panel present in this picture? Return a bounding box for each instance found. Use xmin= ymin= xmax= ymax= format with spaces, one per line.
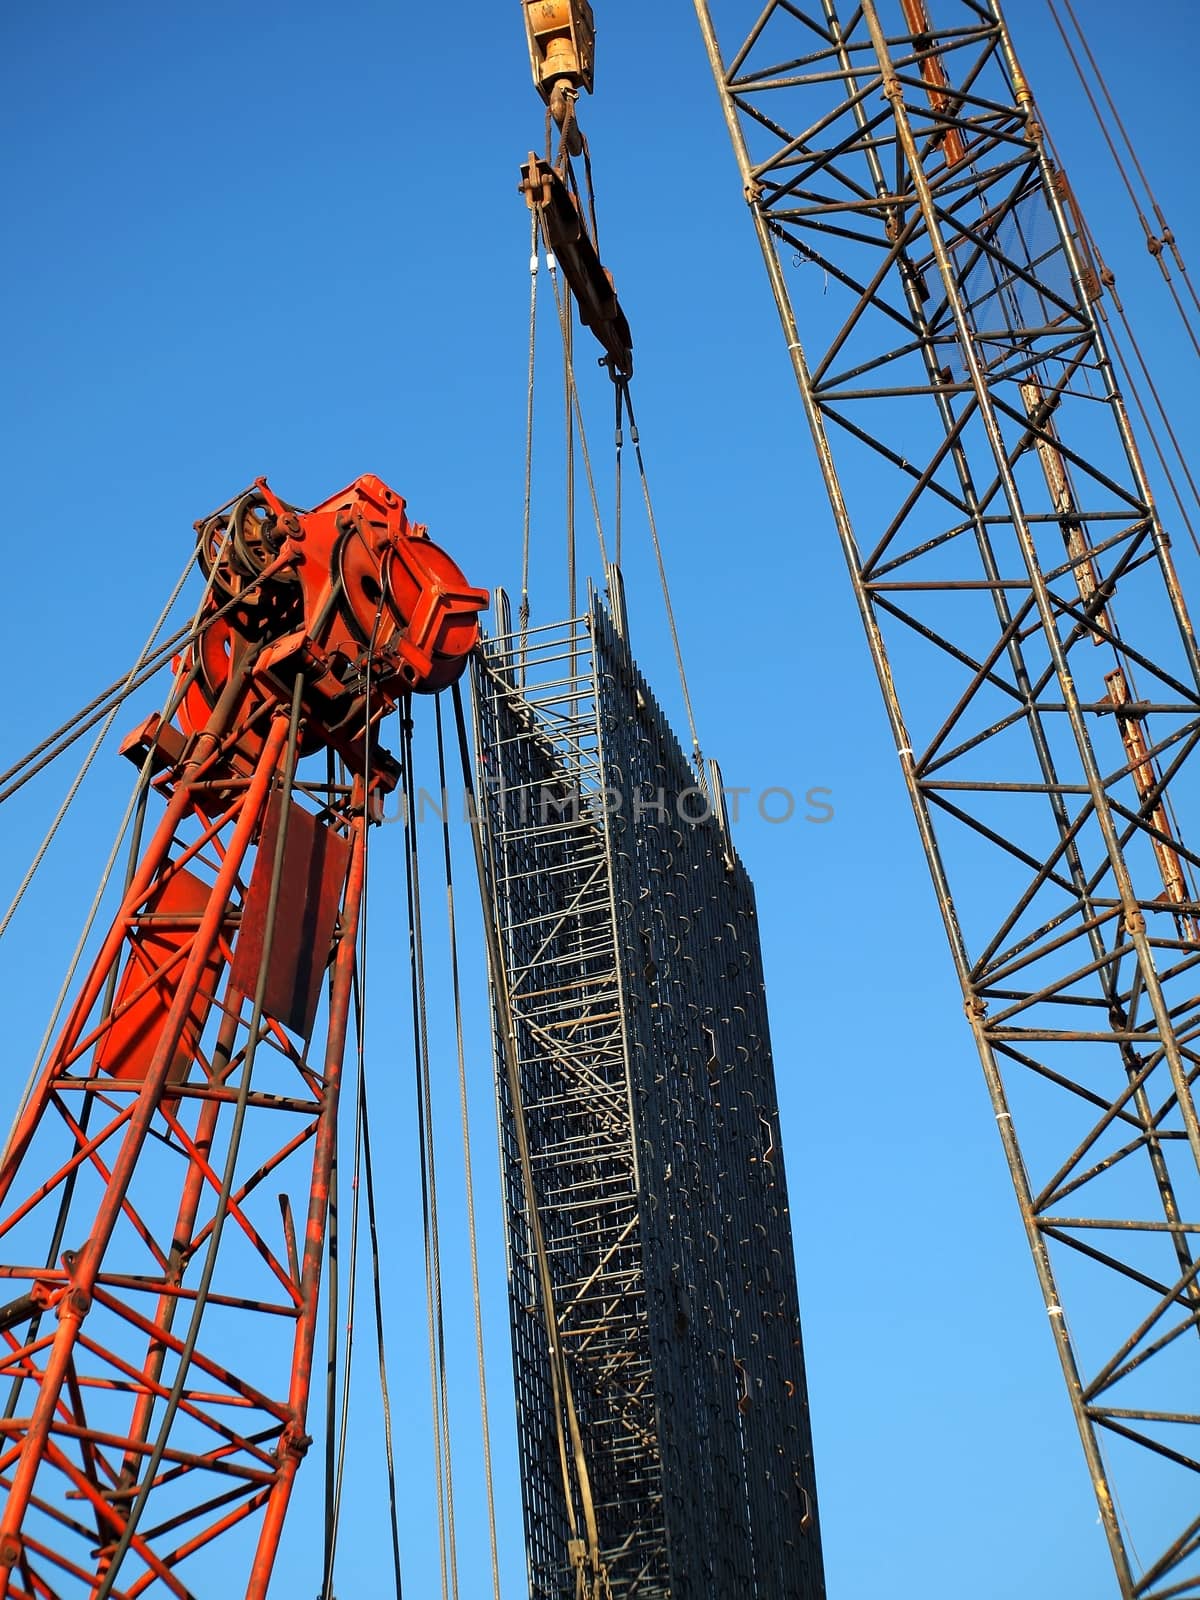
xmin=473 ymin=596 xmax=824 ymax=1599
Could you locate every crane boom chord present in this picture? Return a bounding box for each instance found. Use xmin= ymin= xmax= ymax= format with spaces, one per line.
xmin=692 ymin=1 xmax=1200 ymax=1594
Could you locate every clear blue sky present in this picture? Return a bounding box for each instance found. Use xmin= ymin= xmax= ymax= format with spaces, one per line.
xmin=2 ymin=2 xmax=1198 ymax=1596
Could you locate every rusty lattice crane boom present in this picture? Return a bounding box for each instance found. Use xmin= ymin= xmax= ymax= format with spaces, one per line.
xmin=690 ymin=1 xmax=1200 ymax=1595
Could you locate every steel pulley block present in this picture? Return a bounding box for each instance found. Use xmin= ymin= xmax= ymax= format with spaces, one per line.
xmin=188 ymin=473 xmax=487 ymax=705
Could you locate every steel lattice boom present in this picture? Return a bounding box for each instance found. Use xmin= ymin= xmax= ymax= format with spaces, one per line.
xmin=691 ymin=1 xmax=1200 ymax=1594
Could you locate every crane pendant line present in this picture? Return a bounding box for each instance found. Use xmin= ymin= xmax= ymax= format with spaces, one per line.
xmin=0 ymin=476 xmax=486 ymax=1598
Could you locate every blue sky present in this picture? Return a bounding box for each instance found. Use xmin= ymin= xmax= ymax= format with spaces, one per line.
xmin=3 ymin=2 xmax=1199 ymax=1596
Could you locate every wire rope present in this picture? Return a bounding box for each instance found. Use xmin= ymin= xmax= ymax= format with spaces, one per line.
xmin=0 ymin=548 xmax=295 ymax=807
xmin=434 ymin=695 xmax=503 ymax=1600
xmin=579 ymin=137 xmax=600 ymax=259
xmin=0 ymin=546 xmax=197 ymax=941
xmin=1058 ymin=0 xmax=1200 ymax=329
xmin=540 ymin=227 xmax=611 ymax=578
xmin=1046 ymin=0 xmax=1200 ymax=360
xmin=1035 ymin=129 xmax=1200 ymax=559
xmin=323 ymin=967 xmax=406 ymax=1600
xmin=399 ymin=708 xmax=459 ymax=1600
xmin=1106 ymin=308 xmax=1200 ymax=553
xmin=616 ymin=382 xmax=705 ymax=772
xmin=564 ymin=276 xmax=577 ymax=624
xmin=554 ymin=113 xmax=609 ymax=609
xmin=359 ymin=1067 xmax=407 ymax=1597
xmin=530 ymin=128 xmax=703 ymax=769
xmin=322 ymin=761 xmax=341 ymax=1590
xmin=521 ymin=209 xmax=540 ymax=679
xmin=0 ymin=528 xmax=234 ymax=1175
xmin=321 ymin=597 xmax=406 ymax=1600
xmin=0 ymin=621 xmax=192 ymax=792
xmin=0 ymin=645 xmax=183 ymax=807
xmin=322 ymin=964 xmax=366 ymax=1600
xmin=0 ymin=532 xmax=234 ymax=1438
xmin=613 ymin=381 xmax=624 ymax=570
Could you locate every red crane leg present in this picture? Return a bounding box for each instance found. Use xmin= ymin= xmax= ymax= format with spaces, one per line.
xmin=0 ymin=712 xmax=291 ymax=1596
xmin=111 ymin=1042 xmax=233 ymax=1492
xmin=246 ymin=814 xmax=367 ymax=1594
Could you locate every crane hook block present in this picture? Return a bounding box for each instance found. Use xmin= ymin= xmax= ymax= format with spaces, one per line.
xmin=524 ymin=0 xmax=595 ymax=101
xmin=520 ymin=155 xmax=633 ymax=379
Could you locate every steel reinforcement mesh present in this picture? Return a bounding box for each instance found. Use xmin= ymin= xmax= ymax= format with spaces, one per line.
xmin=472 ymin=594 xmax=824 ymax=1600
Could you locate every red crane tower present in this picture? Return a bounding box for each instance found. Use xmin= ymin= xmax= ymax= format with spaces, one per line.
xmin=0 ymin=475 xmax=485 ymax=1597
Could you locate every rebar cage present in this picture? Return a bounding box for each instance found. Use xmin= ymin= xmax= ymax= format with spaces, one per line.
xmin=472 ymin=594 xmax=824 ymax=1599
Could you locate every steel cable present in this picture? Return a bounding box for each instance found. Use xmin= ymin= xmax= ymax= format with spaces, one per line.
xmin=613 ymin=381 xmax=624 ymax=570
xmin=434 ymin=695 xmax=502 ymax=1600
xmin=1039 ymin=119 xmax=1200 ymax=560
xmin=321 ymin=965 xmax=407 ymax=1600
xmin=322 ymin=958 xmax=365 ymax=1600
xmin=617 ymin=381 xmax=705 ymax=772
xmin=359 ymin=1068 xmax=406 ymax=1597
xmin=0 ymin=647 xmax=182 ymax=806
xmin=521 ymin=209 xmax=540 ymax=680
xmin=356 ymin=604 xmax=405 ymax=1597
xmin=0 ymin=528 xmax=233 ymax=1176
xmin=0 ymin=549 xmax=295 ymax=807
xmin=540 ymin=224 xmax=611 ymax=577
xmin=0 ymin=546 xmax=197 ymax=942
xmin=1058 ymin=0 xmax=1200 ymax=329
xmin=322 ymin=881 xmax=341 ymax=1599
xmin=0 ymin=669 xmax=197 ymax=1400
xmin=1047 ymin=0 xmax=1200 ymax=359
xmin=0 ymin=542 xmax=228 ymax=1439
xmin=399 ymin=708 xmax=459 ymax=1600
xmin=1107 ymin=308 xmax=1200 ymax=554
xmin=564 ymin=274 xmax=577 ymax=624
xmin=322 ymin=599 xmax=406 ymax=1600
xmin=0 ymin=621 xmax=192 ymax=792
xmin=320 ymin=744 xmax=347 ymax=1592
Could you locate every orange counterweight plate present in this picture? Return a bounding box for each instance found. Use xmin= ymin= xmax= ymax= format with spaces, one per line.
xmin=94 ymin=867 xmax=227 ymax=1085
